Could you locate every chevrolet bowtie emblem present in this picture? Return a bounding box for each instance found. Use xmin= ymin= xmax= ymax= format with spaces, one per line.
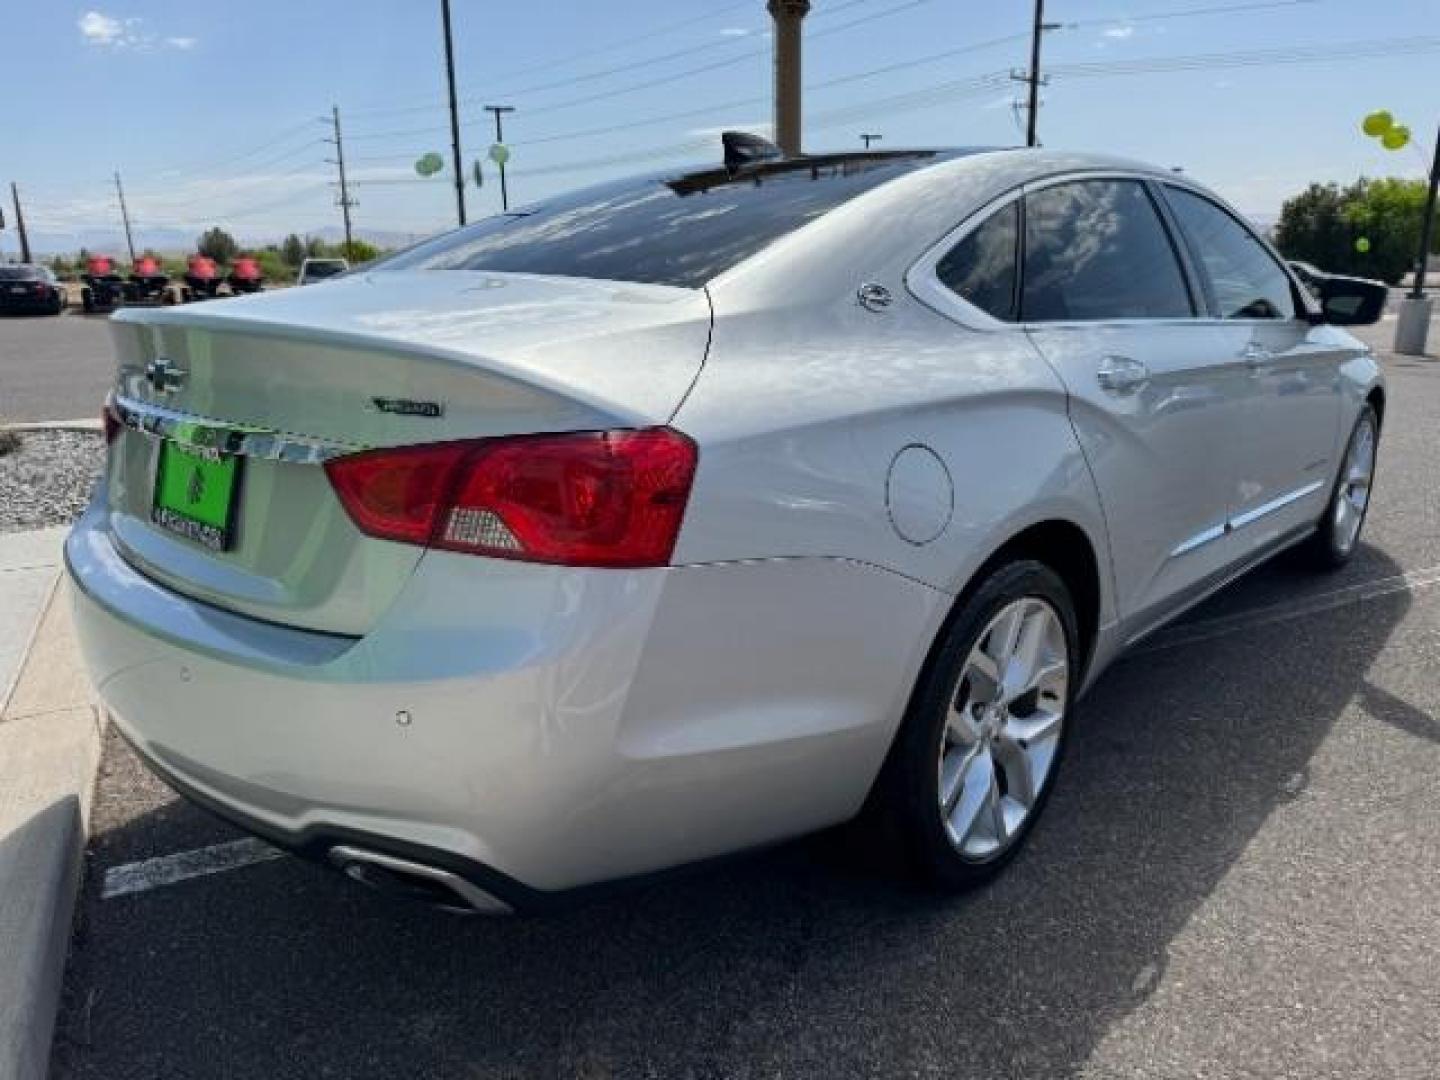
xmin=144 ymin=357 xmax=187 ymax=394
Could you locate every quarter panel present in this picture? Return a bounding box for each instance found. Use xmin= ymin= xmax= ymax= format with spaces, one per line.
xmin=672 ymin=292 xmax=1112 ymax=616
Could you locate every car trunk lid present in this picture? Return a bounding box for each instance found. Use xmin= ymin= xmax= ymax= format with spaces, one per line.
xmin=102 ymin=271 xmax=711 ymax=635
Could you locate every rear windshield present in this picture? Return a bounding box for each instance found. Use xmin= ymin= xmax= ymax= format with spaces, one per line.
xmin=377 ymin=152 xmax=946 ymax=288
xmin=0 ymin=266 xmax=42 ymax=281
xmin=304 ymin=261 xmax=347 ymax=278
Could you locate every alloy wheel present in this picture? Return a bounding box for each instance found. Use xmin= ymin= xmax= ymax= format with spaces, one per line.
xmin=938 ymin=597 xmax=1068 ymax=861
xmin=1333 ymin=413 xmax=1376 ymax=555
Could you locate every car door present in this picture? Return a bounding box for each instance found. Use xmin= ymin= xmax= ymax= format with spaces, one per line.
xmin=1159 ymin=183 xmax=1346 ymax=558
xmin=1019 ymin=177 xmax=1249 ymax=630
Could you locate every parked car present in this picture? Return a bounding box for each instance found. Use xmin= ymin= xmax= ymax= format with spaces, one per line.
xmin=68 ymin=145 xmax=1386 ymax=914
xmin=297 ymin=257 xmax=350 ymax=285
xmin=0 ymin=263 xmax=67 ymax=315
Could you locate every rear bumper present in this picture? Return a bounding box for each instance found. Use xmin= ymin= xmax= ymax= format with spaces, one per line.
xmin=67 ymin=498 xmax=945 ymax=897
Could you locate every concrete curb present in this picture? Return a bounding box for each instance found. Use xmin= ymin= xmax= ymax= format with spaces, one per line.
xmin=0 ymin=420 xmax=102 ymax=435
xmin=0 ymin=532 xmax=102 ymax=1080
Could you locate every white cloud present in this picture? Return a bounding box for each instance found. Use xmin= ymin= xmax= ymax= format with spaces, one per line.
xmin=78 ymin=11 xmax=126 ymax=46
xmin=78 ymin=11 xmax=198 ymax=50
xmin=719 ymin=27 xmax=750 ymax=37
xmin=1102 ymin=24 xmax=1135 ymax=39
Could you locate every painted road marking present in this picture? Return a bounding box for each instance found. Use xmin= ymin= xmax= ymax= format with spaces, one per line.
xmin=101 ymin=837 xmax=284 ymax=900
xmin=1135 ymin=563 xmax=1440 ymax=656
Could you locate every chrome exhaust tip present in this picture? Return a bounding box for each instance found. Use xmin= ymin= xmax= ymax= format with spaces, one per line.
xmin=328 ymin=845 xmax=512 ymax=916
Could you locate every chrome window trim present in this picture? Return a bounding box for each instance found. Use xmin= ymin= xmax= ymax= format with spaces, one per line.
xmin=908 ymin=168 xmax=1217 ymax=333
xmin=112 ymin=394 xmax=364 ymax=464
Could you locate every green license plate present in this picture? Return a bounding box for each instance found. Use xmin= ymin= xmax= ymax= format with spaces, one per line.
xmin=152 ymin=441 xmax=242 ymax=551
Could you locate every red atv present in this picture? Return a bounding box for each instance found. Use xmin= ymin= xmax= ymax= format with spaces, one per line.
xmin=183 ymin=254 xmax=223 ymax=301
xmin=227 ymin=255 xmax=264 ymax=294
xmin=80 ymin=255 xmax=126 ymax=313
xmin=125 ymin=255 xmax=174 ymax=305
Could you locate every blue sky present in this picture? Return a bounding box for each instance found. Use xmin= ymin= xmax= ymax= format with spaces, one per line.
xmin=4 ymin=0 xmax=1439 ymax=253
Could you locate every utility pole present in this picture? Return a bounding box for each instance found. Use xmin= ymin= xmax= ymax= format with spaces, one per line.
xmin=11 ymin=183 xmax=32 ymax=263
xmin=324 ymin=105 xmax=356 ymax=259
xmin=859 ymin=133 xmax=882 ymax=150
xmin=1013 ymin=0 xmax=1061 ymax=147
xmin=768 ymin=0 xmax=810 ymax=156
xmin=113 ymin=171 xmax=136 ymax=263
xmin=484 ymin=105 xmax=516 ymax=211
xmin=440 ymin=0 xmax=467 ymax=226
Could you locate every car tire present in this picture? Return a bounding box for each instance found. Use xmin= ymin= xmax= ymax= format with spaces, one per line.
xmin=873 ymin=559 xmax=1078 ymax=891
xmin=1304 ymin=403 xmax=1379 ymax=570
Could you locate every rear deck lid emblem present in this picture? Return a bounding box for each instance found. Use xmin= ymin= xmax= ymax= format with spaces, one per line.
xmin=144 ymin=357 xmax=187 ymax=394
xmin=372 ymin=397 xmax=445 ymax=418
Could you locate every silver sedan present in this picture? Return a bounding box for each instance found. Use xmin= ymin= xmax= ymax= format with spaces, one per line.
xmin=67 ymin=144 xmax=1385 ymax=912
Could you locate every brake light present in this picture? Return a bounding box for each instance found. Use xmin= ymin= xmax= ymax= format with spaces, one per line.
xmin=324 ymin=428 xmax=697 ymax=568
xmin=101 ymin=397 xmax=121 ymax=444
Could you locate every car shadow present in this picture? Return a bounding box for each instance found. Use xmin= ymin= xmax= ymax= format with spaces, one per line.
xmin=53 ymin=546 xmax=1416 ymax=1079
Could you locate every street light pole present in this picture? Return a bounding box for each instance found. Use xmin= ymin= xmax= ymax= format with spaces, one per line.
xmin=1395 ymin=120 xmax=1439 ymax=356
xmin=860 ymin=133 xmax=882 ymax=150
xmin=1409 ymin=122 xmax=1439 ymax=302
xmin=484 ymin=105 xmax=515 ymax=211
xmin=440 ymin=0 xmax=467 ymax=227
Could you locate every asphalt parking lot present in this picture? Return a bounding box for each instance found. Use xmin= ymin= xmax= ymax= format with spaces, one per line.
xmin=0 ymin=310 xmax=112 ymax=423
xmin=16 ymin=314 xmax=1440 ymax=1077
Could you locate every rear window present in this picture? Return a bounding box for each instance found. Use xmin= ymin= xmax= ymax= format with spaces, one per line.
xmin=0 ymin=266 xmax=41 ymax=281
xmin=378 ymin=153 xmax=946 ymax=288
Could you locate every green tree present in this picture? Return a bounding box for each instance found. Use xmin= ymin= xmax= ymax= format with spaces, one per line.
xmin=1342 ymin=177 xmax=1433 ymax=285
xmin=1274 ymin=183 xmax=1353 ymax=274
xmin=305 ymin=235 xmax=329 ymax=258
xmin=49 ymin=255 xmax=75 ymax=279
xmin=197 ymin=226 xmax=239 ymax=264
xmin=343 ymin=238 xmax=380 ymax=264
xmin=1275 ymin=176 xmax=1439 ymax=284
xmin=280 ymin=233 xmax=306 ymax=267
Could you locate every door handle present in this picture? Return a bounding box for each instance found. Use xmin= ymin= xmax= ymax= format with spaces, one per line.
xmin=1241 ymin=342 xmax=1275 ymax=368
xmin=1096 ymin=354 xmax=1150 ymax=393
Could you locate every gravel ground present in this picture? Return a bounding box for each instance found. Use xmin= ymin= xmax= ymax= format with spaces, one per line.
xmin=0 ymin=429 xmax=104 ymax=533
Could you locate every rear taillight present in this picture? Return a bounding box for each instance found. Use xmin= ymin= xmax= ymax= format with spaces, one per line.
xmin=101 ymin=397 xmax=121 ymax=444
xmin=324 ymin=428 xmax=697 ymax=568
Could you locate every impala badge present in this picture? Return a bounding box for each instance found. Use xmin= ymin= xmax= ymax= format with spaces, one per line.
xmin=372 ymin=397 xmax=444 ymax=418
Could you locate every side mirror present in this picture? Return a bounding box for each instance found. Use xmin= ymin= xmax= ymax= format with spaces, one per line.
xmin=1316 ymin=274 xmax=1388 ymax=326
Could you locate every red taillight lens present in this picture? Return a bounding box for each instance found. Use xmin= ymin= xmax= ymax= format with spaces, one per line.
xmin=324 ymin=428 xmax=697 ymax=568
xmin=101 ymin=397 xmax=121 ymax=444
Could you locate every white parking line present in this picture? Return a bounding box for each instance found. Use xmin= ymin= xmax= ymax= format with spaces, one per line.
xmin=101 ymin=837 xmax=284 ymax=900
xmin=1135 ymin=563 xmax=1440 ymax=655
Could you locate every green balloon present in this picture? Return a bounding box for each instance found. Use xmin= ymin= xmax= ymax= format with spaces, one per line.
xmin=1381 ymin=125 xmax=1411 ymax=151
xmin=1362 ymin=110 xmax=1393 ymax=138
xmin=1355 ymin=237 xmax=1371 ymax=253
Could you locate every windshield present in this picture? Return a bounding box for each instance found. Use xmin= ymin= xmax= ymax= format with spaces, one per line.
xmin=377 ymin=152 xmax=946 ymax=288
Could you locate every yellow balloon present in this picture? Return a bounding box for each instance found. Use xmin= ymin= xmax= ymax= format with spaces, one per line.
xmin=1382 ymin=124 xmax=1411 ymax=150
xmin=1362 ymin=110 xmax=1393 ymax=137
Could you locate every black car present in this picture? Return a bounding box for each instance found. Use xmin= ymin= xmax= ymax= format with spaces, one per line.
xmin=0 ymin=264 xmax=67 ymax=315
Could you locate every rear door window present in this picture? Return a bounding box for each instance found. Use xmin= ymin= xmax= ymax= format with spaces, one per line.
xmin=1162 ymin=185 xmax=1296 ymax=320
xmin=935 ymin=201 xmax=1019 ymax=321
xmin=1021 ymin=179 xmax=1194 ymax=322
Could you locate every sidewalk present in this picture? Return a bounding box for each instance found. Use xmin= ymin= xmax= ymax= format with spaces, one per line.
xmin=0 ymin=527 xmax=101 ymax=1080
